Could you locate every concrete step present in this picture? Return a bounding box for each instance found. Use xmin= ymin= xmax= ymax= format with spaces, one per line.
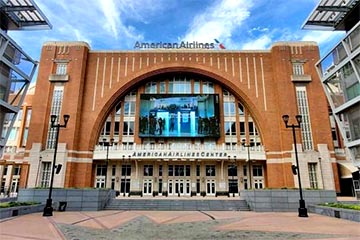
xmin=105 ymin=199 xmax=250 ymax=211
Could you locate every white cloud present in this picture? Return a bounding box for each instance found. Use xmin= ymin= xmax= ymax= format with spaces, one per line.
xmin=241 ymin=34 xmax=272 ymax=50
xmin=99 ymin=0 xmax=121 ymax=38
xmin=301 ymin=30 xmax=344 ymax=45
xmin=183 ymin=0 xmax=254 ymax=42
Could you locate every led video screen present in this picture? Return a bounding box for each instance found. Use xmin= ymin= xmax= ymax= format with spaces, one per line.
xmin=139 ymin=94 xmax=220 ymax=138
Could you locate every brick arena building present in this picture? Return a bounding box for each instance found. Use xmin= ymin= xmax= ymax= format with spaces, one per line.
xmin=23 ymin=41 xmax=344 ymax=197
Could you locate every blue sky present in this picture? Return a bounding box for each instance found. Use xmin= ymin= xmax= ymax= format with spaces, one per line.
xmin=8 ymin=0 xmax=345 ymax=62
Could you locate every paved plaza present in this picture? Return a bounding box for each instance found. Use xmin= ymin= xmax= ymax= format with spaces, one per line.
xmin=0 ymin=210 xmax=360 ymax=240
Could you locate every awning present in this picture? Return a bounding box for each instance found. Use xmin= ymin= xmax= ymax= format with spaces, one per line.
xmin=338 ymin=162 xmax=359 ymax=179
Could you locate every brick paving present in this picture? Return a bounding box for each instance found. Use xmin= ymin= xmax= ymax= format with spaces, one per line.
xmin=0 ymin=210 xmax=359 ymax=240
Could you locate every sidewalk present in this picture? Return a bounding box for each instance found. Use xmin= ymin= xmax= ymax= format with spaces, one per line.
xmin=1 ymin=210 xmax=359 ymax=240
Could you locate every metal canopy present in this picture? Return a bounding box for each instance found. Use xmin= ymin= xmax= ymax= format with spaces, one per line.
xmin=302 ymin=0 xmax=360 ymax=31
xmin=0 ymin=0 xmax=52 ymax=30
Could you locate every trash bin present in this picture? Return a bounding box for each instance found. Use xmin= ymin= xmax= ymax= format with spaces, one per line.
xmin=58 ymin=201 xmax=67 ymax=212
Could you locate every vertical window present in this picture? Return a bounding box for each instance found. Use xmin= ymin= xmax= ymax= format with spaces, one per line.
xmin=252 ymin=165 xmax=263 ymax=177
xmin=56 ymin=63 xmax=67 ymax=75
xmin=114 ymin=122 xmax=120 ymax=135
xmin=144 ymin=165 xmax=153 ymax=176
xmin=115 ymin=102 xmax=121 ymax=115
xmin=123 ymin=121 xmax=134 ymax=136
xmin=224 ymin=121 xmax=236 ymax=135
xmin=95 ymin=164 xmax=107 ymax=188
xmin=223 ymin=102 xmax=236 ymax=116
xmin=13 ymin=165 xmax=21 ymax=175
xmin=293 ymin=63 xmax=304 ymax=75
xmin=202 ymin=81 xmax=214 ymax=93
xmin=46 ymin=86 xmax=64 ymax=149
xmin=168 ymin=76 xmax=191 ymax=93
xmin=194 ymin=80 xmax=200 ymax=93
xmin=308 ymin=163 xmax=318 ymax=189
xmin=205 ymin=165 xmax=216 ymax=176
xmin=296 ymin=86 xmax=314 ymax=150
xmin=238 ymin=103 xmax=244 ymax=115
xmin=160 ymin=81 xmax=166 ymax=93
xmin=159 ymin=165 xmax=163 ymax=176
xmin=40 ymin=162 xmax=51 ymax=188
xmin=196 ymin=165 xmax=200 ymax=176
xmin=145 ymin=81 xmax=157 ymax=93
xmin=168 ymin=165 xmax=174 ymax=176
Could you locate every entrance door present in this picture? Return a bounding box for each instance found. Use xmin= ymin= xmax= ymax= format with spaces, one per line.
xmin=206 ymin=179 xmax=215 ymax=195
xmin=168 ymin=179 xmax=191 ymax=196
xmin=143 ymin=179 xmax=152 ymax=195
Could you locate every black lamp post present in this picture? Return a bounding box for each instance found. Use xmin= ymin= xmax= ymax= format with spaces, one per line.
xmin=243 ymin=144 xmax=252 ymax=189
xmin=282 ymin=114 xmax=308 ymax=217
xmin=43 ymin=114 xmax=70 ymax=217
xmin=100 ymin=138 xmax=114 ymax=189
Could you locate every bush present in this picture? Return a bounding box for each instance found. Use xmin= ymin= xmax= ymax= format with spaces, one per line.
xmin=320 ymin=202 xmax=360 ymax=211
xmin=0 ymin=201 xmax=40 ymax=208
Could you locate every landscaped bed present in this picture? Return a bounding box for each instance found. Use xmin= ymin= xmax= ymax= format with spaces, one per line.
xmin=320 ymin=202 xmax=360 ymax=211
xmin=0 ymin=201 xmax=40 ymax=208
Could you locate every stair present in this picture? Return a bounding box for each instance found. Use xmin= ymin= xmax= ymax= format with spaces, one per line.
xmin=105 ymin=198 xmax=250 ymax=211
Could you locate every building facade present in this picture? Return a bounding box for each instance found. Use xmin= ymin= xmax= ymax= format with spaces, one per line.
xmin=303 ymin=0 xmax=360 ymax=197
xmin=23 ymin=41 xmax=343 ymax=197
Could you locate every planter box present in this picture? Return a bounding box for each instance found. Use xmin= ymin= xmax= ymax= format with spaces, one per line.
xmin=17 ymin=188 xmax=115 ymax=211
xmin=240 ymin=189 xmax=337 ymax=212
xmin=0 ymin=204 xmax=45 ymax=219
xmin=308 ymin=205 xmax=360 ymax=222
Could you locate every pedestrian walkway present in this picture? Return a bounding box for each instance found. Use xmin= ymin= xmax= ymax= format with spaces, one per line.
xmin=1 ymin=210 xmax=359 ymax=239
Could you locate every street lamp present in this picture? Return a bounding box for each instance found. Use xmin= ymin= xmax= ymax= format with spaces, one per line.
xmin=243 ymin=143 xmax=252 ymax=189
xmin=43 ymin=114 xmax=70 ymax=217
xmin=282 ymin=114 xmax=308 ymax=217
xmin=100 ymin=138 xmax=114 ymax=189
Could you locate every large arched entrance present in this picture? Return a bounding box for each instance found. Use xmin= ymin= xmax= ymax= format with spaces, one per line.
xmin=92 ymin=71 xmax=266 ymax=197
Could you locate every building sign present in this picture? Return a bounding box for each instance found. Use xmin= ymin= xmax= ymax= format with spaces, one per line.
xmin=131 ymin=150 xmax=228 ymax=159
xmin=134 ymin=41 xmax=216 ymax=50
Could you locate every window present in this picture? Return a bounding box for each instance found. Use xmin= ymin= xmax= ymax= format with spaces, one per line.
xmin=228 ymin=164 xmax=237 ymax=176
xmin=145 ymin=81 xmax=157 ymax=93
xmin=202 ymin=81 xmax=214 ymax=93
xmin=293 ymin=63 xmax=304 ymax=75
xmin=46 ymin=86 xmax=64 ymax=149
xmin=206 ymin=165 xmax=216 ymax=176
xmin=40 ymin=162 xmax=51 ymax=188
xmin=115 ymin=102 xmax=121 ymax=115
xmin=308 ymin=163 xmax=318 ymax=189
xmin=144 ymin=165 xmax=153 ymax=176
xmin=160 ymin=81 xmax=166 ymax=93
xmin=123 ymin=121 xmax=134 ymax=136
xmin=13 ymin=165 xmax=21 ymax=175
xmin=252 ymin=165 xmax=263 ymax=177
xmin=224 ymin=102 xmax=236 ymax=116
xmin=238 ymin=103 xmax=244 ymax=115
xmin=159 ymin=165 xmax=163 ymax=176
xmin=121 ymin=164 xmax=131 ymax=176
xmin=169 ymin=76 xmax=191 ymax=93
xmin=114 ymin=122 xmax=120 ymax=135
xmin=124 ymin=101 xmax=136 ymax=116
xmin=8 ymin=128 xmax=17 ymax=140
xmin=56 ymin=63 xmax=67 ymax=75
xmin=96 ymin=164 xmax=107 ymax=176
xmin=168 ymin=165 xmax=174 ymax=176
xmin=196 ymin=165 xmax=200 ymax=176
xmin=194 ymin=80 xmax=200 ymax=93
xmin=224 ymin=121 xmax=236 ymax=135
xmin=296 ymin=86 xmax=314 ymax=150
xmin=239 ymin=122 xmax=245 ymax=135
